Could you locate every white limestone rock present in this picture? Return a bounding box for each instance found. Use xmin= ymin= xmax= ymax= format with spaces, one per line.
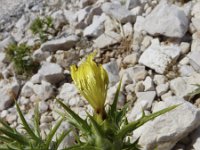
xmin=32 ymin=81 xmax=54 ymax=101
xmin=58 ymin=83 xmax=84 ymax=107
xmin=153 ymin=74 xmax=167 ymax=85
xmin=128 ymin=91 xmax=156 ymax=121
xmin=38 ymin=62 xmax=65 ymax=84
xmin=143 ymin=0 xmax=189 ymax=38
xmin=191 ymin=127 xmax=200 ymax=150
xmin=123 ymin=53 xmax=138 ymax=65
xmin=103 ymin=60 xmax=120 ymax=87
xmin=143 ymin=76 xmax=154 ymax=91
xmin=139 ymin=39 xmax=181 ymax=74
xmin=125 ymin=0 xmax=140 ymax=10
xmin=0 ymin=36 xmax=16 ymax=52
xmin=41 ymin=35 xmax=79 ymax=52
xmin=138 ymin=96 xmax=200 ymax=150
xmin=121 ymin=65 xmax=147 ymax=82
xmin=83 ymin=13 xmax=106 ymax=37
xmin=101 ymin=2 xmax=135 ymax=23
xmin=188 ymin=51 xmax=200 ymax=73
xmin=0 ymin=77 xmax=20 ymax=111
xmin=93 ymin=31 xmax=121 ymax=49
xmin=170 ymin=73 xmax=200 ymax=98
xmin=156 ymin=83 xmax=169 ymax=97
xmin=21 ymin=81 xmax=34 ymax=98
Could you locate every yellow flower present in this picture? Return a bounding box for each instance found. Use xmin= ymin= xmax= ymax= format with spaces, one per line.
xmin=70 ymin=52 xmax=109 ymax=115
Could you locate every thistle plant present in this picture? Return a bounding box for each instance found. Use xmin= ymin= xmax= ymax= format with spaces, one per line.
xmin=0 ymin=52 xmax=178 ymax=150
xmin=57 ymin=52 xmax=178 ymax=150
xmin=30 ymin=16 xmax=57 ymax=43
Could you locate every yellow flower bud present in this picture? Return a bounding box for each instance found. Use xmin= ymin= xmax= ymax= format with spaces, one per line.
xmin=70 ymin=52 xmax=109 ymax=116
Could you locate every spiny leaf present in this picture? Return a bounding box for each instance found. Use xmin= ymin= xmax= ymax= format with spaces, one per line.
xmin=63 ymin=144 xmax=102 ymax=150
xmin=33 ymin=103 xmax=41 ymax=138
xmin=45 ymin=118 xmax=64 ymax=149
xmin=53 ymin=129 xmax=72 ymax=150
xmin=110 ymin=79 xmax=122 ymax=117
xmin=87 ymin=114 xmax=104 ymax=138
xmin=117 ymin=105 xmax=179 ymax=139
xmin=57 ymin=99 xmax=90 ymax=133
xmin=0 ymin=119 xmax=14 ymax=132
xmin=15 ymin=102 xmax=40 ymax=142
xmin=0 ymin=128 xmax=27 ymax=145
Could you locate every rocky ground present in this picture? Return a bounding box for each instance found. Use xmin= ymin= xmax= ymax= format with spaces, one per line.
xmin=1 ymin=0 xmax=200 ymax=149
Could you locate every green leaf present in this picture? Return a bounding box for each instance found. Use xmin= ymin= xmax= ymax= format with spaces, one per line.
xmin=116 ymin=103 xmax=129 ymax=127
xmin=0 ymin=119 xmax=14 ymax=132
xmin=15 ymin=102 xmax=40 ymax=142
xmin=33 ymin=103 xmax=41 ymax=138
xmin=63 ymin=144 xmax=102 ymax=150
xmin=87 ymin=114 xmax=104 ymax=138
xmin=0 ymin=128 xmax=27 ymax=145
xmin=110 ymin=79 xmax=122 ymax=117
xmin=0 ymin=135 xmax=13 ymax=143
xmin=57 ymin=99 xmax=90 ymax=133
xmin=45 ymin=118 xmax=64 ymax=149
xmin=117 ymin=105 xmax=179 ymax=139
xmin=53 ymin=129 xmax=72 ymax=150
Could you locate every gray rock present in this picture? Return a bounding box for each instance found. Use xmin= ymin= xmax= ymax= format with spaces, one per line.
xmin=123 ymin=53 xmax=138 ymax=65
xmin=58 ymin=83 xmax=84 ymax=107
xmin=79 ymin=0 xmax=96 ymax=8
xmin=125 ymin=0 xmax=140 ymax=10
xmin=179 ymin=65 xmax=196 ymax=77
xmin=134 ymin=16 xmax=145 ymax=33
xmin=0 ymin=77 xmax=20 ymax=111
xmin=38 ymin=62 xmax=64 ymax=84
xmin=138 ymin=97 xmax=200 ymax=150
xmin=139 ymin=39 xmax=181 ymax=74
xmin=153 ymin=75 xmax=167 ymax=85
xmin=32 ymin=49 xmax=50 ymax=62
xmin=191 ymin=127 xmax=200 ymax=150
xmin=122 ymin=22 xmax=133 ymax=37
xmin=32 ymin=80 xmax=54 ymax=101
xmin=93 ymin=31 xmax=121 ymax=49
xmin=30 ymin=73 xmax=43 ymax=84
xmin=170 ymin=73 xmax=200 ymax=98
xmin=143 ymin=0 xmax=188 ymax=38
xmin=103 ymin=60 xmax=120 ymax=87
xmin=83 ymin=13 xmax=106 ymax=37
xmin=41 ymin=35 xmax=79 ymax=52
xmin=191 ymin=32 xmax=200 ymax=52
xmin=21 ymin=81 xmax=34 ymax=98
xmin=128 ymin=91 xmax=156 ymax=121
xmin=156 ymin=83 xmax=169 ymax=97
xmin=0 ymin=36 xmax=16 ymax=52
xmin=121 ymin=65 xmax=147 ymax=82
xmin=188 ymin=51 xmax=200 ymax=73
xmin=51 ymin=10 xmax=67 ymax=29
xmin=101 ymin=2 xmax=135 ymax=24
xmin=39 ymin=101 xmax=48 ymax=113
xmin=54 ymin=50 xmax=79 ymax=68
xmin=143 ymin=76 xmax=154 ymax=91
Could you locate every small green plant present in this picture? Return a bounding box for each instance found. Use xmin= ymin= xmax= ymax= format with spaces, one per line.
xmin=5 ymin=43 xmax=39 ymax=77
xmin=0 ymin=103 xmax=70 ymax=150
xmin=30 ymin=16 xmax=57 ymax=43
